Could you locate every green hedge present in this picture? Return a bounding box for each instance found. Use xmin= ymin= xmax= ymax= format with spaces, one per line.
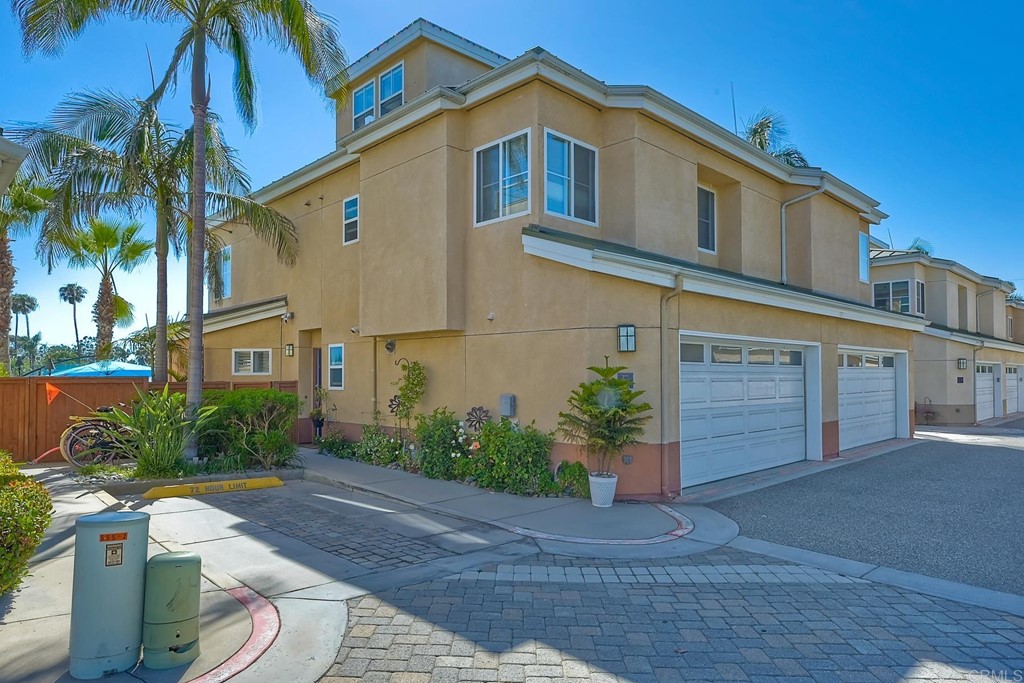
xmin=201 ymin=389 xmax=300 ymax=470
xmin=1 ymin=452 xmax=53 ymax=596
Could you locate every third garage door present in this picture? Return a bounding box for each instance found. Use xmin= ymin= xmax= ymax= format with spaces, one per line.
xmin=839 ymin=351 xmax=896 ymax=451
xmin=680 ymin=339 xmax=807 ymax=488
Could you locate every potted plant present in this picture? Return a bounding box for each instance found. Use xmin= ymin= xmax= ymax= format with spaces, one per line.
xmin=557 ymin=360 xmax=652 ymax=507
xmin=308 ymin=385 xmax=335 ymax=440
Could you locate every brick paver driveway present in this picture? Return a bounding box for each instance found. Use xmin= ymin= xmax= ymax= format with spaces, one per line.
xmin=709 ymin=439 xmax=1024 ymax=595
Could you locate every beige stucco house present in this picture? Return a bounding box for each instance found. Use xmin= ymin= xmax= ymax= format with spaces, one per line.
xmin=204 ymin=19 xmax=927 ymax=498
xmin=871 ymin=248 xmax=1024 ymax=425
xmin=0 ymin=134 xmax=29 ymax=195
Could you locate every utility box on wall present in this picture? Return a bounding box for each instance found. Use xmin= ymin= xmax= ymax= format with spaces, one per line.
xmin=69 ymin=511 xmax=150 ymax=680
xmin=143 ymin=551 xmax=202 ymax=669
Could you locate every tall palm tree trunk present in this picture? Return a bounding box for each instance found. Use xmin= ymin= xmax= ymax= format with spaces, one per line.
xmin=72 ymin=300 xmax=80 ymax=356
xmin=94 ymin=276 xmax=115 ymax=358
xmin=154 ymin=208 xmax=169 ymax=384
xmin=185 ymin=28 xmax=209 ymax=460
xmin=25 ymin=314 xmax=33 ymax=367
xmin=0 ymin=236 xmax=13 ymax=369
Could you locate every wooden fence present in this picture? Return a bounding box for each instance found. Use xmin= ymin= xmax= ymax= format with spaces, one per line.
xmin=0 ymin=377 xmax=298 ymax=463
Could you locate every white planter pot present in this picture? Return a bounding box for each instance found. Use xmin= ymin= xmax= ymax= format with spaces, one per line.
xmin=588 ymin=473 xmax=618 ymax=508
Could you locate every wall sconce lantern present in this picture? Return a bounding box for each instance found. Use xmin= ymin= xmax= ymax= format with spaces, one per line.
xmin=285 ymin=344 xmax=295 ymax=357
xmin=957 ymin=358 xmax=968 ymax=370
xmin=617 ymin=324 xmax=637 ymax=352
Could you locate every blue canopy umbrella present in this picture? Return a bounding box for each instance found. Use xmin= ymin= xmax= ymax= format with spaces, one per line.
xmin=51 ymin=360 xmax=152 ymax=378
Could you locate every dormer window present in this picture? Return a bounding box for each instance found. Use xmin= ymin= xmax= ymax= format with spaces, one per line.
xmin=353 ymin=81 xmax=375 ymax=130
xmin=380 ymin=63 xmax=404 ymax=116
xmin=874 ymin=280 xmax=927 ymax=315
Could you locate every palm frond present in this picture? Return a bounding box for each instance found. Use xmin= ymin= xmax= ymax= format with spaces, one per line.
xmin=112 ymin=293 xmax=135 ymax=327
xmin=206 ymin=191 xmax=298 ymax=265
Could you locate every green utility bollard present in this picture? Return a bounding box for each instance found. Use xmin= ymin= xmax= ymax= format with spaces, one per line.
xmin=142 ymin=551 xmax=202 ymax=669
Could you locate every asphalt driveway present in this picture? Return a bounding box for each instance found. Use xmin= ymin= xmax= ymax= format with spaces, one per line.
xmin=709 ymin=439 xmax=1024 ymax=595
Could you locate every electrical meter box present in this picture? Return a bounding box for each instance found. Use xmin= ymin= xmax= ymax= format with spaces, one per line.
xmin=142 ymin=551 xmax=202 ymax=669
xmin=69 ymin=510 xmax=150 ymax=680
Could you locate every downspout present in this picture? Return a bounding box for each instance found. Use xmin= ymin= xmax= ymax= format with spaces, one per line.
xmin=660 ymin=274 xmax=684 ymax=499
xmin=372 ymin=335 xmax=378 ymax=419
xmin=780 ymin=180 xmax=827 ymax=285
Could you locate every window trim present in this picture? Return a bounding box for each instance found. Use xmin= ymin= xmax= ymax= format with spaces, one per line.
xmin=697 ymin=184 xmax=717 ymax=254
xmin=232 ymin=348 xmax=272 ymax=376
xmin=473 ymin=128 xmax=532 ymax=228
xmin=542 ymin=127 xmax=599 ymax=227
xmin=342 ymin=194 xmax=359 ymax=245
xmin=378 ymin=61 xmax=405 ymax=116
xmin=916 ymin=280 xmax=926 ymax=316
xmin=1008 ymin=315 xmax=1014 ymax=340
xmin=352 ymin=79 xmax=376 ymax=131
xmin=220 ymin=245 xmax=232 ymax=299
xmin=873 ymin=279 xmax=913 ymax=314
xmin=859 ymin=232 xmax=870 ymax=283
xmin=327 ymin=343 xmax=345 ymax=390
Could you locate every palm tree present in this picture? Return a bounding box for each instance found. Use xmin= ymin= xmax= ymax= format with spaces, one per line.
xmin=742 ymin=107 xmax=810 ymax=167
xmin=10 ymin=293 xmax=39 ymax=371
xmin=17 ymin=90 xmax=299 ymax=382
xmin=123 ymin=316 xmax=189 ymax=379
xmin=13 ymin=0 xmax=348 ymax=459
xmin=0 ymin=174 xmax=50 ymax=372
xmin=60 ymin=218 xmax=153 ymax=358
xmin=58 ymin=282 xmax=87 ymax=355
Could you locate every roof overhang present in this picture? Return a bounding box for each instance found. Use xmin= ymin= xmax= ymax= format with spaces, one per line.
xmin=921 ymin=326 xmax=1024 ymax=354
xmin=523 ymin=227 xmax=926 ymax=332
xmin=203 ymin=296 xmax=288 ymax=333
xmin=871 ymin=252 xmax=1015 ymax=293
xmin=0 ymin=137 xmax=29 ymax=195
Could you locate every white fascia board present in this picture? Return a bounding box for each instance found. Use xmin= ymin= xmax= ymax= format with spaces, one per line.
xmin=871 ymin=253 xmax=1014 ymax=292
xmin=523 ymin=234 xmax=926 ymax=332
xmin=204 ymin=299 xmax=287 ymax=333
xmin=343 ymin=88 xmax=466 ymax=153
xmin=921 ymin=326 xmax=1024 ymax=354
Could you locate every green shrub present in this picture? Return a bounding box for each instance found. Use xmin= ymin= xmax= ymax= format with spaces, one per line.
xmin=556 ymin=460 xmax=591 ymax=498
xmin=93 ymin=386 xmax=218 ymax=479
xmin=318 ymin=431 xmax=355 ymax=459
xmin=1 ymin=451 xmax=53 ymax=596
xmin=202 ymin=389 xmax=300 ymax=470
xmin=354 ymin=421 xmax=408 ymax=468
xmin=474 ymin=419 xmax=555 ymax=495
xmin=414 ymin=408 xmax=467 ymax=480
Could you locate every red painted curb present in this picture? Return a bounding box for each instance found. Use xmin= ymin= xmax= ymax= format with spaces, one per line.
xmin=503 ymin=503 xmax=694 ymax=545
xmin=187 ymin=587 xmax=281 ymax=683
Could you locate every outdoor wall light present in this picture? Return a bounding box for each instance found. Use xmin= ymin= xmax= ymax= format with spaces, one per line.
xmin=617 ymin=324 xmax=637 ymax=352
xmin=385 ymin=339 xmax=397 ymax=354
xmin=957 ymin=358 xmax=968 ymax=370
xmin=285 ymin=344 xmax=294 ymax=357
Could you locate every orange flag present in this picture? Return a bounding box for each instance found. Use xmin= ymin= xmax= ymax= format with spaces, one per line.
xmin=45 ymin=383 xmax=62 ymax=405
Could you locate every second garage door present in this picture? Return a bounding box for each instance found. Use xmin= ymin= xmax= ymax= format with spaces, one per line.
xmin=680 ymin=340 xmax=807 ymax=488
xmin=839 ymin=351 xmax=896 ymax=451
xmin=976 ymin=364 xmax=995 ymax=421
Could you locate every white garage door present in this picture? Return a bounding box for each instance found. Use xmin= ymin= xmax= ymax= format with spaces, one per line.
xmin=1006 ymin=367 xmax=1019 ymax=414
xmin=839 ymin=351 xmax=896 ymax=451
xmin=976 ymin=364 xmax=995 ymax=421
xmin=679 ymin=340 xmax=806 ymax=488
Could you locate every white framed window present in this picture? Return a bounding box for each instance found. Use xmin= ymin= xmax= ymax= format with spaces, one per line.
xmin=1009 ymin=316 xmax=1014 ymax=340
xmin=352 ymin=81 xmax=375 ymax=130
xmin=474 ymin=129 xmax=530 ymax=226
xmin=220 ymin=245 xmax=232 ymax=299
xmin=233 ymin=349 xmax=271 ymax=376
xmin=874 ymin=281 xmax=911 ymax=313
xmin=343 ymin=195 xmax=359 ymax=245
xmin=916 ymin=280 xmax=926 ymax=316
xmin=379 ymin=62 xmax=404 ymax=116
xmin=544 ymin=129 xmax=597 ymax=225
xmin=859 ymin=232 xmax=870 ymax=282
xmin=697 ymin=186 xmax=716 ymax=252
xmin=328 ymin=343 xmax=344 ymax=389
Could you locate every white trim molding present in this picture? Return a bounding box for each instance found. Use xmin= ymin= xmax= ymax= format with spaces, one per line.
xmin=204 ymin=297 xmax=288 ymax=333
xmin=922 ymin=326 xmax=1024 ymax=354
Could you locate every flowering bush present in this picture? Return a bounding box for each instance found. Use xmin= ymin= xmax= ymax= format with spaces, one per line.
xmin=354 ymin=420 xmax=409 ymax=469
xmin=474 ymin=418 xmax=557 ymax=495
xmin=414 ymin=408 xmax=468 ymax=480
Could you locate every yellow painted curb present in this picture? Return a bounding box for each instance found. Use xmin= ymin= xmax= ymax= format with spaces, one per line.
xmin=142 ymin=477 xmax=284 ymax=500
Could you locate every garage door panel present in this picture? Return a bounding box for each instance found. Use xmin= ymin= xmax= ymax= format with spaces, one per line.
xmin=976 ymin=367 xmax=994 ymax=421
xmin=679 ymin=378 xmax=708 ymax=405
xmin=839 ymin=360 xmax=897 ymax=451
xmin=747 ymin=379 xmax=778 ymax=399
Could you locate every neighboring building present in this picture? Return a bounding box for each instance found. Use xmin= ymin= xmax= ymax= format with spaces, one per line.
xmin=871 ymin=249 xmax=1024 ymax=425
xmin=204 ymin=19 xmax=926 ymax=498
xmin=0 ymin=133 xmax=29 ymax=194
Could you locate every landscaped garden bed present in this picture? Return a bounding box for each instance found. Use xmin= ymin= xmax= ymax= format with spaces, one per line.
xmin=1 ymin=451 xmax=53 ymax=596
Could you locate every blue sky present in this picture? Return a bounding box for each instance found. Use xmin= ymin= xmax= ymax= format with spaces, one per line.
xmin=4 ymin=1 xmax=1023 ymax=345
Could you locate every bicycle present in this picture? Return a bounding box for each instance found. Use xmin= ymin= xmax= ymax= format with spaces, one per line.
xmin=56 ymin=406 xmax=133 ymax=468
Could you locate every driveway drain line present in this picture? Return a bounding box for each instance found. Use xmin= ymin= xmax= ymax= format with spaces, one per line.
xmin=500 ymin=503 xmax=694 ymax=545
xmin=187 ymin=587 xmax=280 ymax=683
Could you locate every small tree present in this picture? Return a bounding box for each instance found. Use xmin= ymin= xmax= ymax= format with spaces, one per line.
xmin=557 ymin=360 xmax=653 ymax=476
xmin=392 ymin=360 xmax=426 ymax=442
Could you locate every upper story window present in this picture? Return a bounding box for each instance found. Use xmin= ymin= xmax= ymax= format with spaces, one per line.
xmin=353 ymin=81 xmax=375 ymax=130
xmin=544 ymin=130 xmax=597 ymax=225
xmin=475 ymin=129 xmax=530 ymax=226
xmin=379 ymin=63 xmax=404 ymax=116
xmin=874 ymin=280 xmax=927 ymax=314
xmin=328 ymin=343 xmax=344 ymax=389
xmin=220 ymin=245 xmax=232 ymax=299
xmin=697 ymin=186 xmax=716 ymax=252
xmin=343 ymin=195 xmax=359 ymax=245
xmin=859 ymin=233 xmax=870 ymax=282
xmin=1009 ymin=316 xmax=1014 ymax=340
xmin=233 ymin=348 xmax=271 ymax=376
